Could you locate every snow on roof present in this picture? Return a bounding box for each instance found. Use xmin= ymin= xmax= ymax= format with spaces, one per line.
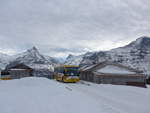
xmin=10 ymin=69 xmax=26 ymax=71
xmin=81 ymin=61 xmax=141 ymax=74
xmin=81 ymin=64 xmax=97 ymax=71
xmin=95 ymin=65 xmax=135 ymax=75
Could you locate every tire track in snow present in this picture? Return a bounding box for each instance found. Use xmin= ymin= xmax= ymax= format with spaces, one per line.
xmin=67 ymin=83 xmax=127 ymax=113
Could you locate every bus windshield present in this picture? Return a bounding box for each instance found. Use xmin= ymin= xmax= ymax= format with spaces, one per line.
xmin=65 ymin=67 xmax=79 ymax=76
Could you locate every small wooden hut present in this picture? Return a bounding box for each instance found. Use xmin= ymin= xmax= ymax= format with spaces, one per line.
xmin=80 ymin=61 xmax=146 ymax=87
xmin=5 ymin=63 xmax=33 ymax=79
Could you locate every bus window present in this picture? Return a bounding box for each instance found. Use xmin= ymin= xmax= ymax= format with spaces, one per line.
xmin=65 ymin=67 xmax=79 ymax=76
xmin=55 ymin=67 xmax=64 ymax=73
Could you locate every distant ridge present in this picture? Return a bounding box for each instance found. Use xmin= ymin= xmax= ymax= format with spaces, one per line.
xmin=65 ymin=36 xmax=150 ymax=75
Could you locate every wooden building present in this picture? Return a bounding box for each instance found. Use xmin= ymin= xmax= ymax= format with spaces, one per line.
xmin=80 ymin=61 xmax=146 ymax=87
xmin=4 ymin=63 xmax=33 ymax=79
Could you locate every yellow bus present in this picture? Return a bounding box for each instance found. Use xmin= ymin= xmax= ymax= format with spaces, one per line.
xmin=54 ymin=65 xmax=80 ymax=83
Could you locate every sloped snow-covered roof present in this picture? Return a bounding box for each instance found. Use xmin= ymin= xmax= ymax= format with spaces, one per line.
xmin=10 ymin=69 xmax=27 ymax=71
xmin=96 ymin=65 xmax=135 ymax=75
xmin=81 ymin=61 xmax=142 ymax=74
xmin=81 ymin=64 xmax=97 ymax=71
xmin=6 ymin=63 xmax=32 ymax=70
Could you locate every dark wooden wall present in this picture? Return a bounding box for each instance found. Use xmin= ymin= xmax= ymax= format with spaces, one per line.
xmin=80 ymin=71 xmax=146 ymax=87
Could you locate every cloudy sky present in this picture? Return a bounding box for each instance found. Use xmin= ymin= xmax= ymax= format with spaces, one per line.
xmin=0 ymin=0 xmax=150 ymax=58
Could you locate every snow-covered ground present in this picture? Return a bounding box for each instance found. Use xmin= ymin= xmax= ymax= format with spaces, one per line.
xmin=0 ymin=77 xmax=150 ymax=113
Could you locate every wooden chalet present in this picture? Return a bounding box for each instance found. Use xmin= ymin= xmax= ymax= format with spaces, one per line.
xmin=80 ymin=61 xmax=146 ymax=87
xmin=3 ymin=63 xmax=33 ymax=79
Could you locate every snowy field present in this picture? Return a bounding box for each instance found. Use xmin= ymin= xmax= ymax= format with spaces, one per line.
xmin=0 ymin=77 xmax=150 ymax=113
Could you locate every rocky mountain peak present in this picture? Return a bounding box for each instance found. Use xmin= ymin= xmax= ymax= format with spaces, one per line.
xmin=127 ymin=36 xmax=150 ymax=49
xmin=0 ymin=47 xmax=60 ymax=70
xmin=67 ymin=54 xmax=74 ymax=59
xmin=138 ymin=36 xmax=150 ymax=47
xmin=11 ymin=46 xmax=50 ymax=65
xmin=65 ymin=54 xmax=84 ymax=66
xmin=27 ymin=46 xmax=39 ymax=53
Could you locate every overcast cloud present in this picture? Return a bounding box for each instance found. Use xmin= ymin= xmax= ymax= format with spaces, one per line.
xmin=0 ymin=0 xmax=150 ymax=57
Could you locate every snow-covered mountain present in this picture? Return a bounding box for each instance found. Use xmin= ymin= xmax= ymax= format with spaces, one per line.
xmin=13 ymin=47 xmax=50 ymax=64
xmin=5 ymin=47 xmax=60 ymax=70
xmin=44 ymin=55 xmax=60 ymax=65
xmin=65 ymin=36 xmax=150 ymax=75
xmin=2 ymin=36 xmax=150 ymax=75
xmin=64 ymin=54 xmax=84 ymax=65
xmin=64 ymin=52 xmax=98 ymax=66
xmin=0 ymin=53 xmax=12 ymax=69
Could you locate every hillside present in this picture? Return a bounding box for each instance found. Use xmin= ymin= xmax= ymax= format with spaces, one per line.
xmin=0 ymin=77 xmax=149 ymax=113
xmin=65 ymin=36 xmax=150 ymax=75
xmin=0 ymin=53 xmax=12 ymax=69
xmin=64 ymin=54 xmax=84 ymax=65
